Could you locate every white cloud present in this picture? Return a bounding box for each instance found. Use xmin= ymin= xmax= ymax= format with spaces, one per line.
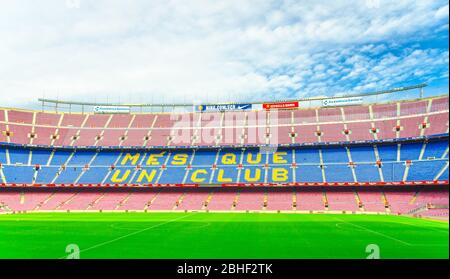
xmin=0 ymin=0 xmax=448 ymax=108
xmin=435 ymin=4 xmax=449 ymax=20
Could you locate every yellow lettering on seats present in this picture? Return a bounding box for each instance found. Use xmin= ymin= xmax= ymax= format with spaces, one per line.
xmin=217 ymin=169 xmax=233 ymax=182
xmin=146 ymin=151 xmax=166 ymax=166
xmin=244 ymin=168 xmax=261 ymax=182
xmin=246 ymin=152 xmax=262 ymax=164
xmin=273 ymin=152 xmax=288 ymax=164
xmin=191 ymin=169 xmax=208 ymax=183
xmin=121 ymin=153 xmax=140 ymax=165
xmin=171 ymin=154 xmax=188 ymax=165
xmin=272 ymin=168 xmax=289 ymax=182
xmin=136 ymin=169 xmax=157 ymax=183
xmin=221 ymin=153 xmax=237 ymax=165
xmin=111 ymin=170 xmax=131 ymax=183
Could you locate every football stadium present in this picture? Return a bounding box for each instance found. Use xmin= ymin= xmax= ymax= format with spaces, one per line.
xmin=0 ymin=85 xmax=448 ymax=259
xmin=0 ymin=2 xmax=449 ymax=267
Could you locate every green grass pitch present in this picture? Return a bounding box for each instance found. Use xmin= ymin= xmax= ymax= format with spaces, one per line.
xmin=0 ymin=212 xmax=448 ymax=259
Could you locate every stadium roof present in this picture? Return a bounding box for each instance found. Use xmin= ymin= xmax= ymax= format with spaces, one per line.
xmin=38 ymin=84 xmax=427 ymax=108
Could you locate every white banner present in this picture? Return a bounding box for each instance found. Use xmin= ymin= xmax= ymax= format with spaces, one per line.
xmin=322 ymin=97 xmax=363 ymax=107
xmin=93 ymin=106 xmax=130 ymax=114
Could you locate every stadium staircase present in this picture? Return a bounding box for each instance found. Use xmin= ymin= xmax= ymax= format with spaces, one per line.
xmin=322 ymin=191 xmax=328 ymax=211
xmin=381 ymin=192 xmax=391 ymax=213
xmin=144 ymin=193 xmax=159 ymax=210
xmin=232 ymin=193 xmax=239 ymax=210
xmin=86 ymin=193 xmax=105 ymax=210
xmin=292 ymin=192 xmax=296 ymax=211
xmin=115 ymin=193 xmax=132 ymax=210
xmin=202 ymin=192 xmax=213 ymax=210
xmin=34 ymin=193 xmax=55 ymax=211
xmin=354 ymin=191 xmax=363 ymax=211
xmin=55 ymin=193 xmax=77 ymax=210
xmin=173 ymin=193 xmax=186 ymax=210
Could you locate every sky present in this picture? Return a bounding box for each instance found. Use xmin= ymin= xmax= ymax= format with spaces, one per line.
xmin=0 ymin=0 xmax=448 ymax=108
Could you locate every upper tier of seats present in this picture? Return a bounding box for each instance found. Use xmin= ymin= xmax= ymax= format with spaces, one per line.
xmin=0 ymin=96 xmax=448 ymax=148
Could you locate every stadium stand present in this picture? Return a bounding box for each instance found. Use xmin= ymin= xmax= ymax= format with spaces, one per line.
xmin=0 ymin=139 xmax=447 ymax=185
xmin=0 ymin=94 xmax=448 ymax=217
xmin=0 ymin=96 xmax=448 ymax=148
xmin=1 ymin=186 xmax=447 ymax=215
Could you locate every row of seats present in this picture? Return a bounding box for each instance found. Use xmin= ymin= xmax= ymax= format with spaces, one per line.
xmin=0 ymin=188 xmax=448 ymax=214
xmin=3 ymin=139 xmax=448 ymax=166
xmin=0 ymin=140 xmax=448 ymax=184
xmin=0 ymin=96 xmax=448 ymax=147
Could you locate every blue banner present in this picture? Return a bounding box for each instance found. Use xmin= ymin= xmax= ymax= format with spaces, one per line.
xmin=196 ymin=103 xmax=253 ymax=112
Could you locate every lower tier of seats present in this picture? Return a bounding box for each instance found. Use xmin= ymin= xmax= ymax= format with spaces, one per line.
xmin=0 ymin=186 xmax=448 ymax=217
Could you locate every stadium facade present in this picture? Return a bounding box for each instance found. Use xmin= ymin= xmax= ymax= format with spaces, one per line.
xmin=0 ymin=86 xmax=448 ymax=218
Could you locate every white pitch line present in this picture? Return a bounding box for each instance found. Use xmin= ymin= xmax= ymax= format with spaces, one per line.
xmin=59 ymin=213 xmax=195 ymax=259
xmin=333 ymin=217 xmax=413 ymax=246
xmin=393 ymin=219 xmax=449 ymax=234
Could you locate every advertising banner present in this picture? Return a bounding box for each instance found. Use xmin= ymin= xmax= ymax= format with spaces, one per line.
xmin=93 ymin=106 xmax=131 ymax=114
xmin=196 ymin=103 xmax=253 ymax=112
xmin=263 ymin=101 xmax=299 ymax=110
xmin=322 ymin=97 xmax=363 ymax=107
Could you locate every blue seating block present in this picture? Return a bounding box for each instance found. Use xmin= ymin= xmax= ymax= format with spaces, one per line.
xmin=377 ymin=144 xmax=398 ymax=162
xmin=31 ymin=149 xmax=51 ymax=165
xmin=321 ymin=147 xmax=349 ymax=163
xmin=9 ymin=148 xmax=29 ymax=164
xmin=422 ymin=141 xmax=448 ymax=159
xmin=354 ymin=164 xmax=381 ymax=182
xmin=324 ymin=164 xmax=354 ymax=182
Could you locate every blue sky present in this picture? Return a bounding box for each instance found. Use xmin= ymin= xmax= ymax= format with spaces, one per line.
xmin=0 ymin=0 xmax=448 ymax=107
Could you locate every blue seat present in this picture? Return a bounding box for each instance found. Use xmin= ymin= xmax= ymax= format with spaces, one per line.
xmin=90 ymin=151 xmax=121 ymax=166
xmin=321 ymin=147 xmax=348 ymax=163
xmin=438 ymin=165 xmax=449 ymax=180
xmin=50 ymin=150 xmax=73 ymax=166
xmin=354 ymin=164 xmax=381 ymax=182
xmin=422 ymin=141 xmax=448 ymax=159
xmin=31 ymin=149 xmax=51 ymax=165
xmin=9 ymin=148 xmax=29 ymax=164
xmin=400 ymin=142 xmax=423 ymax=161
xmin=407 ymin=160 xmax=448 ymax=181
xmin=3 ymin=165 xmax=35 ymax=183
xmin=158 ymin=167 xmax=186 ymax=184
xmin=349 ymin=146 xmax=376 ymax=163
xmin=324 ymin=164 xmax=354 ymax=182
xmin=377 ymin=144 xmax=398 ymax=162
xmin=67 ymin=151 xmax=96 ymax=166
xmin=295 ymin=148 xmax=320 ymax=164
xmin=190 ymin=150 xmax=218 ymax=166
xmin=35 ymin=167 xmax=59 ymax=183
xmin=382 ymin=162 xmax=406 ymax=182
xmin=295 ymin=165 xmax=323 ymax=183
xmin=0 ymin=148 xmax=7 ymax=164
xmin=54 ymin=167 xmax=83 ymax=184
xmin=77 ymin=167 xmax=111 ymax=184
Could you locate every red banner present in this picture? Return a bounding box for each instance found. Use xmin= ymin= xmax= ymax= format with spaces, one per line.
xmin=263 ymin=101 xmax=299 ymax=110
